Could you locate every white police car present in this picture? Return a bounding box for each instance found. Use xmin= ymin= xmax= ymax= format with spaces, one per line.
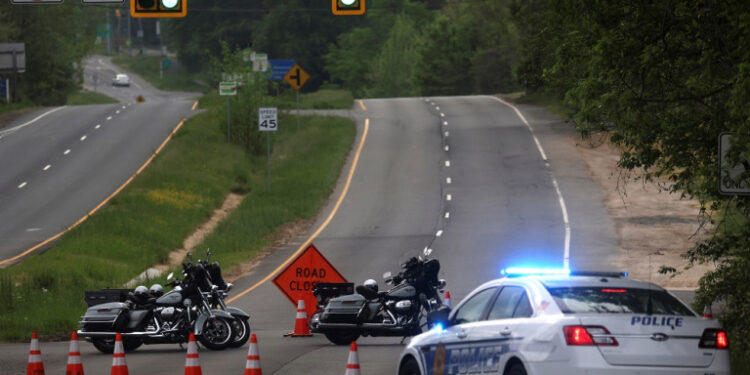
xmin=397 ymin=268 xmax=731 ymax=375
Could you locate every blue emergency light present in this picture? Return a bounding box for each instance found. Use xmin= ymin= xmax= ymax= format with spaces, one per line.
xmin=501 ymin=267 xmax=571 ymax=277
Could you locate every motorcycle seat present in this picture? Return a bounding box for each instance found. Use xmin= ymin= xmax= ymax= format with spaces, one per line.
xmin=355 ymin=285 xmax=379 ymax=300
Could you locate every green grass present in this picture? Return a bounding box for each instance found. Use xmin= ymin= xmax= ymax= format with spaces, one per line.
xmin=0 ymin=94 xmax=355 ymax=341
xmin=0 ymin=102 xmax=35 ymax=117
xmin=66 ymin=91 xmax=118 ymax=105
xmin=112 ymin=55 xmax=207 ymax=93
xmin=272 ymin=89 xmax=355 ymax=110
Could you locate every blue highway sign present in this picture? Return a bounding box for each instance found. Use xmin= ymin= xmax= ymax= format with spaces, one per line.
xmin=268 ymin=60 xmax=295 ymax=81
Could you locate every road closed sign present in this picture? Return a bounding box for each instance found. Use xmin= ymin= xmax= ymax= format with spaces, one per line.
xmin=272 ymin=243 xmax=348 ymax=317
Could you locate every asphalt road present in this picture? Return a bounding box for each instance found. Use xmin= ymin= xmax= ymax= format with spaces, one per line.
xmin=0 ymin=56 xmax=197 ymax=264
xmin=0 ymin=96 xmax=618 ymax=373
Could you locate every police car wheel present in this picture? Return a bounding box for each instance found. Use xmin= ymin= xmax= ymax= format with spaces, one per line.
xmin=506 ymin=363 xmax=527 ymax=375
xmin=398 ymin=357 xmax=420 ymax=375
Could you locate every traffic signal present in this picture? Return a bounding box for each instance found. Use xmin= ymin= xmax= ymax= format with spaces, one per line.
xmin=131 ymin=0 xmax=187 ymax=18
xmin=332 ymin=0 xmax=365 ymax=16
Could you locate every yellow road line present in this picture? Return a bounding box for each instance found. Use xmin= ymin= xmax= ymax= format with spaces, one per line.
xmin=227 ymin=118 xmax=371 ymax=303
xmin=0 ymin=119 xmax=188 ymax=267
xmin=191 ymin=101 xmax=199 ymax=111
xmin=359 ymin=100 xmax=367 ymax=111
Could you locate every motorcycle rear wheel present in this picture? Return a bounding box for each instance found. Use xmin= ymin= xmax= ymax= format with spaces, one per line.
xmin=324 ymin=331 xmax=360 ymax=346
xmin=91 ymin=337 xmax=143 ymax=354
xmin=197 ymin=316 xmax=234 ymax=350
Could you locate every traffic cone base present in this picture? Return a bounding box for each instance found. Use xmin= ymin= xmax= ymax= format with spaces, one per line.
xmin=65 ymin=331 xmax=84 ymax=375
xmin=244 ymin=333 xmax=262 ymax=375
xmin=444 ymin=291 xmax=451 ymax=308
xmin=284 ymin=299 xmax=313 ymax=337
xmin=27 ymin=330 xmax=45 ymax=375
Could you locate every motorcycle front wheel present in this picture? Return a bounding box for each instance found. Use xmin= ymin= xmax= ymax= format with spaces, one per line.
xmin=324 ymin=331 xmax=360 ymax=346
xmin=228 ymin=317 xmax=250 ymax=348
xmin=91 ymin=337 xmax=143 ymax=354
xmin=197 ymin=316 xmax=234 ymax=350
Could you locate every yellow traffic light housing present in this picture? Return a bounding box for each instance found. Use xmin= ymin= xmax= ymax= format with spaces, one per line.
xmin=131 ymin=0 xmax=187 ymax=18
xmin=332 ymin=0 xmax=365 ymax=16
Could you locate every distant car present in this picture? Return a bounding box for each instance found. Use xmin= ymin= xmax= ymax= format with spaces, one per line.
xmin=112 ymin=74 xmax=130 ymax=87
xmin=398 ymin=268 xmax=730 ymax=375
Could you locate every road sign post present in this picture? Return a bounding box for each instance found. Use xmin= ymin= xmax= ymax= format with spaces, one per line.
xmin=272 ymin=243 xmax=348 ymax=318
xmin=220 ymin=82 xmax=237 ymax=143
xmin=259 ymin=107 xmax=278 ymax=191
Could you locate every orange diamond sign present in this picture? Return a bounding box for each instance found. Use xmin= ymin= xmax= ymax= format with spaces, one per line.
xmin=273 ymin=243 xmax=347 ymax=317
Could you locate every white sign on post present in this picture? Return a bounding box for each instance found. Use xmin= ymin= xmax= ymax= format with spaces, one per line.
xmin=259 ymin=107 xmax=278 ymax=132
xmin=719 ymin=132 xmax=750 ymax=195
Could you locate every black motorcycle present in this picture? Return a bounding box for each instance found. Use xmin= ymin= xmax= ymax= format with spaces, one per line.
xmin=310 ymin=249 xmax=447 ymax=345
xmin=199 ymin=249 xmax=251 ymax=348
xmin=78 ymin=252 xmax=248 ymax=353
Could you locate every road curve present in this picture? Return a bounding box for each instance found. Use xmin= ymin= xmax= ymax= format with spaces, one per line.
xmin=0 ymin=96 xmax=617 ymax=374
xmin=0 ymin=56 xmax=198 ymax=264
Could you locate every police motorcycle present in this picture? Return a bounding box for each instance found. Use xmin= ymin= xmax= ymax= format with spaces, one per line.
xmin=197 ymin=249 xmax=251 ymax=348
xmin=310 ymin=248 xmax=447 ymax=345
xmin=78 ymin=252 xmax=240 ymax=353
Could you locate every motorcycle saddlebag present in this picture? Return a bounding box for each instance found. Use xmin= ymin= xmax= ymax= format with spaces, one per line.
xmin=320 ymin=294 xmax=366 ymax=324
xmin=80 ymin=302 xmax=129 ymax=332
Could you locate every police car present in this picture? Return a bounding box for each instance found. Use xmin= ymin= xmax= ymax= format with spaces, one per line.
xmin=397 ymin=268 xmax=731 ymax=375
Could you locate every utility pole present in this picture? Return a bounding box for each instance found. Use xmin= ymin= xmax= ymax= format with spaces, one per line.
xmin=106 ymin=8 xmax=111 ymax=54
xmin=127 ymin=2 xmax=132 ymax=56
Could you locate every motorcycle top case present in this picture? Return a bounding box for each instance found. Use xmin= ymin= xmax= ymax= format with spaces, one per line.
xmin=84 ymin=289 xmax=131 ymax=307
xmin=321 ymin=294 xmax=367 ymax=324
xmin=80 ymin=302 xmax=129 ymax=331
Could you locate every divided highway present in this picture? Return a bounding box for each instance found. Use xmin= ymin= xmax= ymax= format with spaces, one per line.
xmin=0 ymin=95 xmax=619 ymax=374
xmin=0 ymin=56 xmax=197 ymax=264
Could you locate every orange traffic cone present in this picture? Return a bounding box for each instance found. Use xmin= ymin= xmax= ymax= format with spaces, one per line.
xmin=444 ymin=291 xmax=451 ymax=308
xmin=345 ymin=341 xmax=361 ymax=375
xmin=65 ymin=331 xmax=84 ymax=375
xmin=284 ymin=300 xmax=312 ymax=337
xmin=244 ymin=333 xmax=262 ymax=375
xmin=27 ymin=330 xmax=45 ymax=375
xmin=110 ymin=333 xmax=129 ymax=375
xmin=184 ymin=332 xmax=202 ymax=375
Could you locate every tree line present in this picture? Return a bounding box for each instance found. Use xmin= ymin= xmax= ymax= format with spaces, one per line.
xmin=0 ymin=3 xmax=101 ymax=106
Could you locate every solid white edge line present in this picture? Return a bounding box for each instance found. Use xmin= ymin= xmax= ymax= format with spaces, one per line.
xmin=487 ymin=95 xmax=571 ymax=269
xmin=0 ymin=106 xmax=67 ymax=138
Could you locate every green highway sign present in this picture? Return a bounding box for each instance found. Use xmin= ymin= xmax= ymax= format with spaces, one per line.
xmin=219 ymin=82 xmax=237 ymax=96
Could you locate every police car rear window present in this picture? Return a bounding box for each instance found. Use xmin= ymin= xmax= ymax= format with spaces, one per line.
xmin=546 ymin=287 xmax=694 ymax=316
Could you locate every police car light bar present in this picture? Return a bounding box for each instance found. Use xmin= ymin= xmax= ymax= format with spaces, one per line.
xmin=501 ymin=267 xmax=571 ymax=277
xmin=501 ymin=268 xmax=629 ymax=278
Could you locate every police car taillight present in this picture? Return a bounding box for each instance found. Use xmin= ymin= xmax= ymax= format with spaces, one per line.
xmin=699 ymin=328 xmax=729 ymax=349
xmin=564 ymin=325 xmax=618 ymax=346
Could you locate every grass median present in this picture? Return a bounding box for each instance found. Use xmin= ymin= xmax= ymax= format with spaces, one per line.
xmin=0 ymin=95 xmax=355 ymax=341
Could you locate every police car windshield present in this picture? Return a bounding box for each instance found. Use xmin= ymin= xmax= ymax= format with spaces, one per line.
xmin=547 ymin=287 xmax=694 ymax=316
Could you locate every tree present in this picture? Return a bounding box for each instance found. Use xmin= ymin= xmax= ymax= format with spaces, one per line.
xmin=366 ymin=15 xmax=422 ymax=97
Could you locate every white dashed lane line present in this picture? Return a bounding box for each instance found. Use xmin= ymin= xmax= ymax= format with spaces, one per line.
xmin=80 ymin=135 xmax=87 ymax=141
xmin=444 ymin=212 xmax=450 ymax=219
xmin=18 ymin=182 xmax=27 ymax=189
xmin=116 ymin=110 xmax=120 ymax=114
xmin=440 ymin=113 xmax=445 ymax=117
xmin=25 ymin=228 xmax=41 ymax=232
xmin=64 ymin=149 xmax=71 ymax=155
xmin=444 ymin=131 xmax=449 ymax=137
xmin=436 ymin=106 xmax=440 ymax=110
xmin=436 ymin=230 xmax=443 ymax=237
xmin=121 ymin=106 xmax=126 ymax=109
xmin=43 ymin=165 xmax=51 ymax=171
xmin=444 ymin=145 xmax=449 ymax=152
xmin=446 ymin=177 xmax=452 ymax=184
xmin=447 ymin=194 xmax=452 ymax=201
xmin=95 ymin=125 xmax=101 ymax=129
xmin=106 ymin=116 xmax=112 ymax=121
xmin=445 ymin=160 xmax=451 ymax=167
xmin=443 ymin=121 xmax=448 ymax=126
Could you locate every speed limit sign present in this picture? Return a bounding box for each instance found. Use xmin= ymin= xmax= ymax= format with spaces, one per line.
xmin=259 ymin=107 xmax=278 ymax=132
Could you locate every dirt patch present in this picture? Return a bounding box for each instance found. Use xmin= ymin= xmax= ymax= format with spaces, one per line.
xmin=223 ymin=218 xmax=314 ymax=282
xmin=572 ymin=136 xmax=713 ymax=288
xmin=127 ymin=192 xmax=245 ymax=286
